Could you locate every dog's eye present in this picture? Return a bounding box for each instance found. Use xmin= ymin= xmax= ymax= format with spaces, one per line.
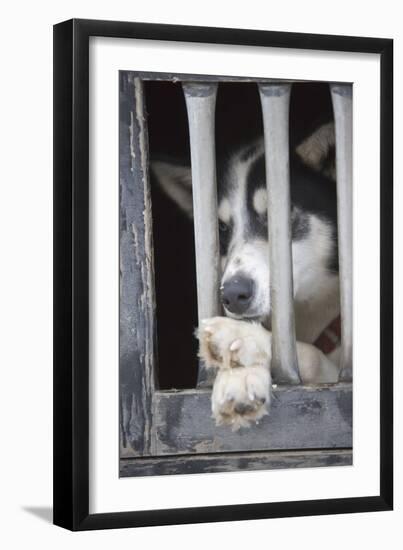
xmin=219 ymin=221 xmax=229 ymax=233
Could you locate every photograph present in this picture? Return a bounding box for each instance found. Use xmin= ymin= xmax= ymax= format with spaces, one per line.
xmin=1 ymin=0 xmax=399 ymax=543
xmin=52 ymin=17 xmax=393 ymax=530
xmin=119 ymin=72 xmax=353 ymax=476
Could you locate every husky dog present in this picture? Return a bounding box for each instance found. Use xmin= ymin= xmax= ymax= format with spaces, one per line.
xmin=151 ymin=121 xmax=341 ymax=430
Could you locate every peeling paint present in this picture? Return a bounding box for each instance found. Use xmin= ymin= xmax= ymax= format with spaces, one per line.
xmin=130 ymin=222 xmax=141 ymax=266
xmin=120 ymin=73 xmax=155 ymax=457
xmin=154 ymin=385 xmax=352 ymax=455
xmin=120 ymin=449 xmax=353 ymax=477
xmin=129 ymin=111 xmax=136 ymax=171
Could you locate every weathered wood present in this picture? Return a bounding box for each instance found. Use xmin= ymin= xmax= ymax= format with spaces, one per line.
xmin=153 ymin=384 xmax=352 ymax=455
xmin=130 ymin=71 xmax=347 ymax=85
xmin=330 ymin=84 xmax=353 ymax=381
xmin=183 ymin=83 xmax=221 ymax=387
xmin=259 ymin=84 xmax=300 ymax=384
xmin=120 ymin=449 xmax=352 ymax=477
xmin=119 ymin=73 xmax=156 ymax=457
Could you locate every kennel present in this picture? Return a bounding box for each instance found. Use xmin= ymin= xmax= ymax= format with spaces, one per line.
xmin=119 ymin=72 xmax=353 ymax=476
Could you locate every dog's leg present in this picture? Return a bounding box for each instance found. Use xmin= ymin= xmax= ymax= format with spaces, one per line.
xmin=197 ymin=317 xmax=339 ymax=429
xmin=197 ymin=317 xmax=272 ymax=430
xmin=293 ymin=340 xmax=340 ymax=383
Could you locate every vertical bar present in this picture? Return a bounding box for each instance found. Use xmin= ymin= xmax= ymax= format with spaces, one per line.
xmin=183 ymin=82 xmax=220 ymax=387
xmin=330 ymin=84 xmax=353 ymax=381
xmin=120 ymin=74 xmax=156 ymax=456
xmin=259 ymin=83 xmax=301 ymax=384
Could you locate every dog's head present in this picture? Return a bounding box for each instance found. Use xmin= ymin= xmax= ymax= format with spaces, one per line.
xmin=151 ymin=123 xmax=338 ymax=324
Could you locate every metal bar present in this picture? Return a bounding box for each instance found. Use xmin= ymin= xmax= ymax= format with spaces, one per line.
xmin=330 ymin=84 xmax=353 ymax=381
xmin=183 ymin=83 xmax=220 ymax=387
xmin=258 ymin=83 xmax=301 ymax=384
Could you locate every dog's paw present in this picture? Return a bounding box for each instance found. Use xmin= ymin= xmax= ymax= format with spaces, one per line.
xmin=212 ymin=364 xmax=271 ymax=430
xmin=197 ymin=316 xmax=271 ymax=370
xmin=196 ymin=317 xmax=272 ymax=429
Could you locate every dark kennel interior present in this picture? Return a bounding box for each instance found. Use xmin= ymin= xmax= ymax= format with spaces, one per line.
xmin=146 ymin=80 xmax=334 ymax=389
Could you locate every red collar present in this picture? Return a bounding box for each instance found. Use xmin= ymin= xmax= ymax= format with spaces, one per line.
xmin=314 ymin=316 xmax=341 ymax=355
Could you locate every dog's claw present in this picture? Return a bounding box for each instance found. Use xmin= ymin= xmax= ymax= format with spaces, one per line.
xmin=230 ymin=338 xmax=242 ymax=352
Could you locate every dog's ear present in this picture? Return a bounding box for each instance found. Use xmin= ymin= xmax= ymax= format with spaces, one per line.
xmin=151 ymin=160 xmax=193 ymax=218
xmin=295 ymin=122 xmax=336 ymax=180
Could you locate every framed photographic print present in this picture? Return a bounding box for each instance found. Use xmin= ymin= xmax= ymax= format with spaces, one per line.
xmin=53 ymin=19 xmax=393 ymax=530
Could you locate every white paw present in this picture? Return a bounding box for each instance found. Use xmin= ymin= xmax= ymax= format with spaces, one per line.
xmin=196 ymin=317 xmax=272 ymax=429
xmin=197 ymin=316 xmax=271 ymax=370
xmin=212 ymin=365 xmax=271 ymax=430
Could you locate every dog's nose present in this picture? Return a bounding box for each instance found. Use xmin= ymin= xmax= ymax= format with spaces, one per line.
xmin=221 ymin=276 xmax=254 ymax=315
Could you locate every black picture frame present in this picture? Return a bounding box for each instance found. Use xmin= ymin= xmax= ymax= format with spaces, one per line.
xmin=53 ymin=18 xmax=393 ymax=531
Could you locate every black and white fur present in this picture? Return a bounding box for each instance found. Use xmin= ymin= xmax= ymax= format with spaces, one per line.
xmin=152 ymin=122 xmax=340 ymax=430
